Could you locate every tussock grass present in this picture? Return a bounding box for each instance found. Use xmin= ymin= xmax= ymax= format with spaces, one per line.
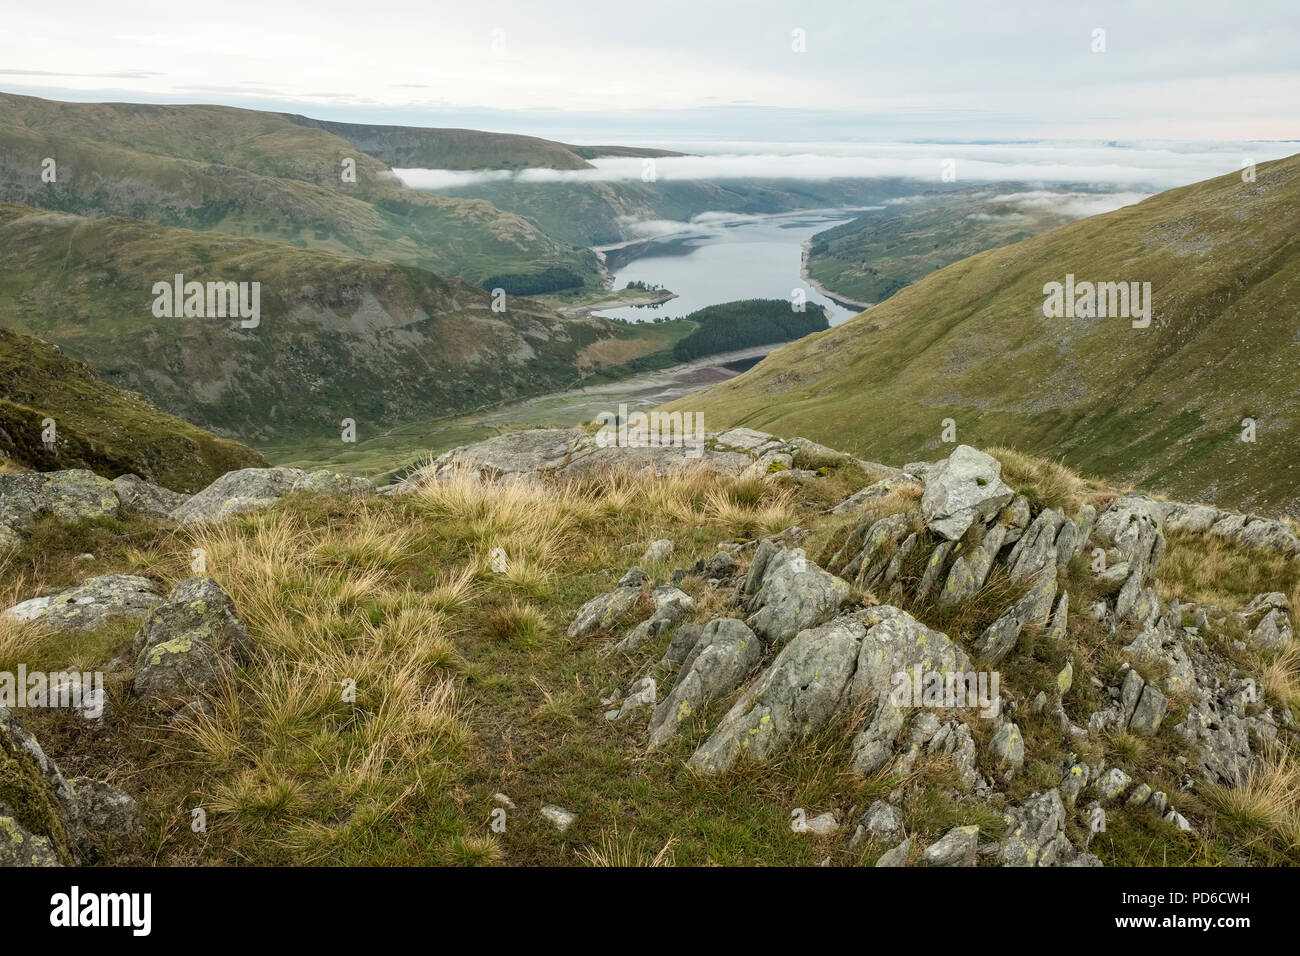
xmin=988 ymin=446 xmax=1091 ymax=513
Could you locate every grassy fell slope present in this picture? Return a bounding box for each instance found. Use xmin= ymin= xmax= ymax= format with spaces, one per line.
xmin=0 ymin=202 xmax=618 ymax=443
xmin=0 ymin=327 xmax=264 ymax=490
xmin=0 ymin=93 xmax=601 ymax=287
xmin=283 ymin=115 xmax=596 ymax=170
xmin=665 ymin=154 xmax=1300 ymax=514
xmin=805 ymin=186 xmax=1102 ymax=305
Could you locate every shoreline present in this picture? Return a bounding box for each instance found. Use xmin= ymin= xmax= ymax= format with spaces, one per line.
xmin=799 ymin=239 xmax=874 ymax=313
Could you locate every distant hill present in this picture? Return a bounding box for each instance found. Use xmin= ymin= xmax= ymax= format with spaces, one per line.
xmin=0 ymin=92 xmax=601 ymax=288
xmin=0 ymin=326 xmax=263 ymax=490
xmin=0 ymin=202 xmax=621 ymax=443
xmin=284 ymin=115 xmax=596 ymax=170
xmin=805 ymin=186 xmax=1121 ymax=304
xmin=664 ymin=154 xmax=1300 ymax=514
xmin=444 ymin=177 xmax=925 ymax=246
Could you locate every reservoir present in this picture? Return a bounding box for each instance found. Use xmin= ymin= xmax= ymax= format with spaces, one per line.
xmin=593 ymin=209 xmax=867 ymax=325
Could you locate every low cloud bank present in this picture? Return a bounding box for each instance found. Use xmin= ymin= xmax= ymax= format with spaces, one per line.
xmin=395 ymin=141 xmax=1296 ymax=192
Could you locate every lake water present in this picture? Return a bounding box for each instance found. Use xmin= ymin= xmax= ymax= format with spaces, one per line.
xmin=594 ymin=209 xmax=865 ymax=325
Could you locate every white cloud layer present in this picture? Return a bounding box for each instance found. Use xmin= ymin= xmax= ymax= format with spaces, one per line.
xmin=394 ymin=141 xmax=1297 ymax=192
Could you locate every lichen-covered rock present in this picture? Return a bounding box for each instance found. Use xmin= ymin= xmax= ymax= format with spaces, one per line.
xmin=112 ymin=474 xmax=189 ymax=518
xmin=132 ymin=577 xmax=251 ymax=712
xmin=68 ymin=777 xmax=142 ymax=858
xmin=607 ymin=586 xmax=692 ymax=656
xmin=922 ymin=825 xmax=978 ymax=866
xmin=648 ymin=618 xmax=762 ymax=749
xmin=1236 ymin=593 xmax=1292 ymax=652
xmin=861 ymin=800 xmax=903 ymax=841
xmin=689 ymin=615 xmax=865 ymax=774
xmin=990 ymin=721 xmax=1025 ymax=770
xmin=169 ymin=467 xmax=307 ymax=524
xmin=876 ymin=836 xmax=911 ymax=867
xmin=290 ymin=470 xmax=375 ymax=496
xmin=4 ymin=574 xmax=163 ymax=632
xmin=997 ymin=789 xmax=1099 ymax=867
xmin=0 ymin=704 xmax=78 ymax=866
xmin=920 ymin=445 xmax=1014 ymax=541
xmin=0 ymin=470 xmax=121 ymax=543
xmin=974 ymin=567 xmax=1058 ymax=663
xmin=568 ymin=582 xmax=643 ymax=639
xmin=743 ymin=545 xmax=849 ymax=645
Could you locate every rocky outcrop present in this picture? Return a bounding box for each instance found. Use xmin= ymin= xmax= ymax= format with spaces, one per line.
xmin=112 ymin=474 xmax=190 ymax=518
xmin=741 ymin=542 xmax=849 ymax=645
xmin=1 ymin=704 xmax=139 ymax=866
xmin=398 ymin=425 xmax=893 ymax=489
xmin=647 ymin=618 xmax=763 ymax=749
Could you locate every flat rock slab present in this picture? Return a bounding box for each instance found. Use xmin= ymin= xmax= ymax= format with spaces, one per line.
xmin=5 ymin=574 xmax=163 ymax=632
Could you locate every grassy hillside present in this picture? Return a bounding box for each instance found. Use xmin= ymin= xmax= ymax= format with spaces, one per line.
xmin=446 ymin=178 xmax=927 ymax=246
xmin=663 ymin=154 xmax=1300 ymax=514
xmin=0 ymin=202 xmax=626 ymax=443
xmin=284 ymin=115 xmax=595 ymax=170
xmin=0 ymin=93 xmax=601 ymax=288
xmin=0 ymin=327 xmax=264 ymax=490
xmin=5 ymin=445 xmax=1296 ymax=866
xmin=805 ymin=186 xmax=1110 ymax=304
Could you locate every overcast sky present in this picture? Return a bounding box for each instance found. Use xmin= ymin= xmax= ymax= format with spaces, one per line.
xmin=4 ymin=0 xmax=1298 ymax=144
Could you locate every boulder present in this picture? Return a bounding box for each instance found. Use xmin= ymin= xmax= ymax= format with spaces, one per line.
xmin=568 ymin=580 xmax=644 ymax=639
xmin=0 ymin=470 xmax=121 ymax=544
xmin=290 ymin=470 xmax=375 ymax=496
xmin=169 ymin=467 xmax=307 ymax=524
xmin=112 ymin=474 xmax=189 ymax=518
xmin=743 ymin=544 xmax=849 ymax=645
xmin=922 ymin=825 xmax=978 ymax=866
xmin=4 ymin=575 xmax=163 ymax=632
xmin=132 ymin=577 xmax=251 ymax=712
xmin=920 ymin=446 xmax=1014 ymax=541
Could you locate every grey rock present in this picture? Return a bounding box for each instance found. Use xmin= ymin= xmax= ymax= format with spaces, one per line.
xmin=744 ymin=546 xmax=849 ymax=646
xmin=648 ymin=619 xmax=762 ymax=749
xmin=689 ymin=615 xmax=865 ymax=774
xmin=989 ymin=721 xmax=1025 ymax=770
xmin=998 ymin=789 xmax=1078 ymax=867
xmin=112 ymin=474 xmax=189 ymax=517
xmin=640 ymin=539 xmax=675 ymax=564
xmin=862 ymin=800 xmax=903 ymax=840
xmin=1129 ymin=684 xmax=1168 ymax=736
xmin=132 ymin=577 xmax=251 ymax=712
xmin=290 ymin=470 xmax=375 ymax=496
xmin=170 ymin=467 xmax=307 ymax=524
xmin=5 ymin=575 xmax=162 ymax=632
xmin=540 ymin=804 xmax=577 ymax=832
xmin=922 ymin=825 xmax=978 ymax=866
xmin=68 ymin=777 xmax=142 ymax=857
xmin=568 ymin=585 xmax=642 ymax=639
xmin=0 ymin=470 xmax=121 ymax=541
xmin=876 ymin=837 xmax=911 ymax=867
xmin=920 ymin=445 xmax=1015 ymax=541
